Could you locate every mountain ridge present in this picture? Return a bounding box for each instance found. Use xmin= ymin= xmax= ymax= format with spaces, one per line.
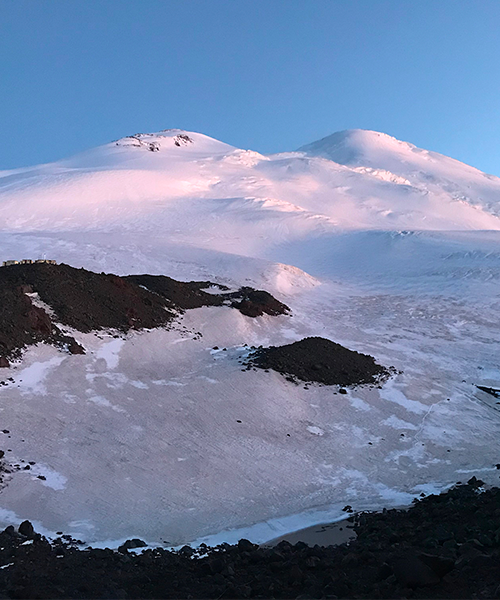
xmin=1 ymin=127 xmax=500 ymax=240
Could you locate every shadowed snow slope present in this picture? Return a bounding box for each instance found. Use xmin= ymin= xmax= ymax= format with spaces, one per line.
xmin=0 ymin=128 xmax=499 ymax=547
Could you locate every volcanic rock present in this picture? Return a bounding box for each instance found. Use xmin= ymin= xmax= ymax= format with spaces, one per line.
xmin=0 ymin=482 xmax=498 ymax=598
xmin=247 ymin=336 xmax=390 ymax=386
xmin=0 ymin=263 xmax=289 ymax=363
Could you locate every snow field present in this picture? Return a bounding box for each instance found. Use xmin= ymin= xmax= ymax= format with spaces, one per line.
xmin=0 ymin=128 xmax=498 ymax=546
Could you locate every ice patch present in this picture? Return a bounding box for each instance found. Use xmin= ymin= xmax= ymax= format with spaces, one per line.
xmin=130 ymin=380 xmax=149 ymax=389
xmin=88 ymin=395 xmax=112 ymax=407
xmin=184 ymin=506 xmax=353 ymax=548
xmin=17 ymin=355 xmax=65 ymax=395
xmin=307 ymin=426 xmax=324 ymax=436
xmin=342 ymin=469 xmax=416 ymax=504
xmin=198 ymin=376 xmax=218 ymax=384
xmin=0 ymin=508 xmax=55 ymax=539
xmin=384 ymin=444 xmax=427 ymax=466
xmin=379 ymin=382 xmax=427 ymax=414
xmin=62 ymin=394 xmax=77 ymax=404
xmin=349 ymin=396 xmax=371 ymax=411
xmin=412 ymin=482 xmax=451 ymax=496
xmin=383 ymin=415 xmax=418 ymax=430
xmin=95 ymin=338 xmax=124 ymax=370
xmin=68 ymin=520 xmax=96 ymax=534
xmin=29 ymin=464 xmax=67 ymax=491
xmin=456 ymin=467 xmax=496 ymax=474
xmin=88 ymin=395 xmax=126 ymax=413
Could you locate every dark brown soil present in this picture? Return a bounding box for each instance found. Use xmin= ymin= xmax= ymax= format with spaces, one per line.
xmin=0 ymin=479 xmax=498 ymax=598
xmin=0 ymin=264 xmax=289 ymax=366
xmin=0 ymin=278 xmax=88 ymax=364
xmin=245 ymin=336 xmax=391 ymax=386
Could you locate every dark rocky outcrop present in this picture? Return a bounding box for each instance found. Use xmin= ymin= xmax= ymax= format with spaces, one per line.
xmin=125 ymin=274 xmax=229 ymax=310
xmin=227 ymin=287 xmax=289 ymax=318
xmin=0 ymin=263 xmax=289 ymax=366
xmin=477 ymin=385 xmax=500 ymax=398
xmin=118 ymin=539 xmax=147 ymax=553
xmin=0 ymin=480 xmax=498 ymax=598
xmin=245 ymin=336 xmax=391 ymax=386
xmin=126 ymin=275 xmax=290 ymax=317
xmin=18 ymin=520 xmax=35 ymax=539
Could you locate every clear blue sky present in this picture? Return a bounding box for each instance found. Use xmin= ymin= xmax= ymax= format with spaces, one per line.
xmin=1 ymin=0 xmax=500 ymax=174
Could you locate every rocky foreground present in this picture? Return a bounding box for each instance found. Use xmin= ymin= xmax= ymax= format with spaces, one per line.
xmin=0 ymin=478 xmax=498 ymax=598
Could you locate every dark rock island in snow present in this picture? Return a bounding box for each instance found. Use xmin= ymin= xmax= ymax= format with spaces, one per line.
xmin=246 ymin=336 xmax=391 ymax=387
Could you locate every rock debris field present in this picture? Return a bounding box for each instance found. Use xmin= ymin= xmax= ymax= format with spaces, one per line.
xmin=245 ymin=337 xmax=393 ymax=387
xmin=0 ymin=479 xmax=498 ymax=598
xmin=0 ymin=263 xmax=391 ymax=389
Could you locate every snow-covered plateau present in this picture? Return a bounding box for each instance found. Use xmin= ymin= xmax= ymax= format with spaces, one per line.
xmin=0 ymin=128 xmax=499 ymax=548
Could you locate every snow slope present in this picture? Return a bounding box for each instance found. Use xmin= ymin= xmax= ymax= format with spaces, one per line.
xmin=2 ymin=128 xmax=500 ymax=241
xmin=0 ymin=128 xmax=499 ymax=547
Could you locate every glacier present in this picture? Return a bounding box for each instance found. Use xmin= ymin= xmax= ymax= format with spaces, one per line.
xmin=0 ymin=127 xmax=498 ymax=547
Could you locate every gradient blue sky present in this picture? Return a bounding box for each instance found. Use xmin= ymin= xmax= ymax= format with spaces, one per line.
xmin=1 ymin=1 xmax=500 ymax=173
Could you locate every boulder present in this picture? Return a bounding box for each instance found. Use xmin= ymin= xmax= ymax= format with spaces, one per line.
xmin=393 ymin=554 xmax=440 ymax=587
xmin=18 ymin=520 xmax=35 ymax=538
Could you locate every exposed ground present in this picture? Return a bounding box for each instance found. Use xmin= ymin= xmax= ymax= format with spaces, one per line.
xmin=0 ymin=480 xmax=498 ymax=598
xmin=245 ymin=336 xmax=392 ymax=387
xmin=0 ymin=263 xmax=289 ymax=367
xmin=126 ymin=274 xmax=290 ymax=317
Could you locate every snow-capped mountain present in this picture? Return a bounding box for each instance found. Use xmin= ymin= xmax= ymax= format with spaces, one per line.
xmin=0 ymin=129 xmax=498 ymax=548
xmin=2 ymin=128 xmax=500 ymax=241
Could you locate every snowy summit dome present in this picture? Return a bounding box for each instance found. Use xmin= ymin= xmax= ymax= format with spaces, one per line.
xmin=113 ymin=128 xmax=236 ymax=156
xmin=297 ymin=129 xmax=418 ymax=167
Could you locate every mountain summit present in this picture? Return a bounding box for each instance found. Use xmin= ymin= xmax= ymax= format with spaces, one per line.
xmin=298 ymin=129 xmax=413 ymax=166
xmin=298 ymin=128 xmax=495 ymax=181
xmin=1 ymin=127 xmax=500 ymax=238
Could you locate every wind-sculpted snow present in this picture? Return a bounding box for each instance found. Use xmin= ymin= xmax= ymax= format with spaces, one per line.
xmin=1 ymin=128 xmax=500 ymax=238
xmin=298 ymin=129 xmax=500 ymax=221
xmin=0 ymin=128 xmax=499 ymax=548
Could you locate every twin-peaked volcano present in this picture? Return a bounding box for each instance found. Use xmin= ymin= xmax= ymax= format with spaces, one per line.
xmin=1 ymin=128 xmax=500 ymax=244
xmin=0 ymin=127 xmax=499 ymax=549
